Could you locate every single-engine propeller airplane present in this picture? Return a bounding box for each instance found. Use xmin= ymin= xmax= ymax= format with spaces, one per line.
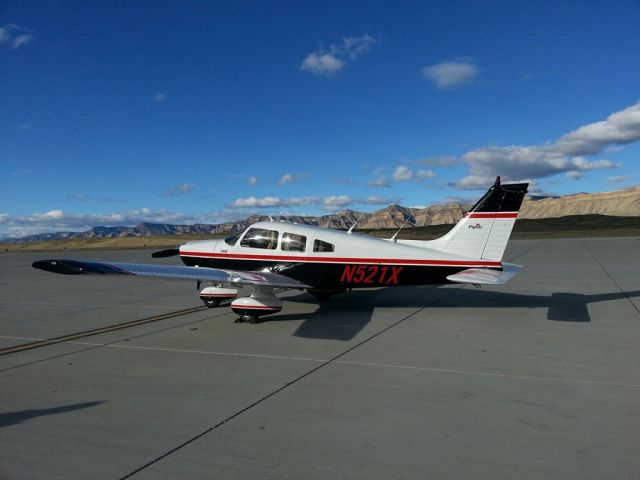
xmin=33 ymin=177 xmax=528 ymax=323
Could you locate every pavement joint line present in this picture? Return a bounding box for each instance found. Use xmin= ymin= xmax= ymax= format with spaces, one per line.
xmin=333 ymin=360 xmax=640 ymax=388
xmin=118 ymin=285 xmax=465 ymax=480
xmin=61 ymin=341 xmax=640 ymax=389
xmin=581 ymin=240 xmax=640 ymax=318
xmin=66 ymin=341 xmax=329 ymax=363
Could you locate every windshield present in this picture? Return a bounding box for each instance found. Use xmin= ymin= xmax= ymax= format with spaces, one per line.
xmin=224 ymin=230 xmax=244 ymax=246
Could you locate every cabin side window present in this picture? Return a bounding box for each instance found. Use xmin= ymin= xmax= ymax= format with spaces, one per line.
xmin=240 ymin=228 xmax=279 ymax=250
xmin=281 ymin=232 xmax=306 ymax=252
xmin=313 ymin=239 xmax=335 ymax=253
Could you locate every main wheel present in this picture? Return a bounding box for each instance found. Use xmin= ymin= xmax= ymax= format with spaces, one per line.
xmin=202 ymin=298 xmax=221 ymax=308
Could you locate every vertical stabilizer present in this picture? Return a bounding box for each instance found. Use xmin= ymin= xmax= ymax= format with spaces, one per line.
xmin=431 ymin=177 xmax=528 ymax=261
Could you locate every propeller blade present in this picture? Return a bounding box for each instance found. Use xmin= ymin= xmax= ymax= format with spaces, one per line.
xmin=151 ymin=248 xmax=180 ymax=258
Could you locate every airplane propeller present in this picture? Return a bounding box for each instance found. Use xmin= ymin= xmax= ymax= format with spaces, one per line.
xmin=151 ymin=248 xmax=180 ymax=258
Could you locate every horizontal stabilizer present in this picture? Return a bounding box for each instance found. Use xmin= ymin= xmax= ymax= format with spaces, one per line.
xmin=446 ymin=262 xmax=522 ymax=285
xmin=32 ymin=259 xmax=309 ymax=289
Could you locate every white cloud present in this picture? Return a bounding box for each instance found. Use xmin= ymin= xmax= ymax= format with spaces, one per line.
xmin=393 ymin=165 xmax=436 ymax=182
xmin=565 ymin=171 xmax=583 ymax=180
xmin=422 ymin=59 xmax=479 ymax=89
xmin=153 ymin=93 xmax=167 ymax=103
xmin=323 ymin=195 xmax=352 ymax=207
xmin=368 ymin=177 xmax=391 ymax=188
xmin=278 ymin=173 xmax=305 ymax=186
xmin=247 ymin=176 xmax=258 ymax=186
xmin=606 ymin=175 xmax=630 ymax=184
xmin=555 ymin=104 xmax=640 ymax=156
xmin=160 ymin=183 xmax=195 ymax=197
xmin=452 ymin=103 xmax=640 ymax=189
xmin=393 ymin=165 xmax=413 ymax=181
xmin=0 ymin=24 xmax=34 ymax=49
xmin=300 ymin=34 xmax=376 ymax=76
xmin=300 ymin=53 xmax=345 ymax=76
xmin=12 ymin=34 xmax=34 ymax=48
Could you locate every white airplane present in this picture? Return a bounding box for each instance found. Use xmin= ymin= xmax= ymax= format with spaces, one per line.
xmin=33 ymin=177 xmax=528 ymax=323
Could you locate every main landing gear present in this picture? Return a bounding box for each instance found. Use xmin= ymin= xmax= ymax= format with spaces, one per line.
xmin=199 ymin=284 xmax=238 ymax=308
xmin=230 ymin=285 xmax=282 ymax=324
xmin=200 ymin=283 xmax=282 ymax=324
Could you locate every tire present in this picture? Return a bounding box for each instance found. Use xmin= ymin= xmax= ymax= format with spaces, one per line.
xmin=203 ymin=298 xmax=221 ymax=308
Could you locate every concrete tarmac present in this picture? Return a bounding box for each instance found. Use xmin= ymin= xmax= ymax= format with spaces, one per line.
xmin=1 ymin=238 xmax=639 ymax=479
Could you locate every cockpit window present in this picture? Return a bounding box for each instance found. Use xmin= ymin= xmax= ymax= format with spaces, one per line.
xmin=313 ymin=239 xmax=334 ymax=252
xmin=224 ymin=230 xmax=243 ymax=246
xmin=282 ymin=232 xmax=306 ymax=252
xmin=240 ymin=228 xmax=279 ymax=250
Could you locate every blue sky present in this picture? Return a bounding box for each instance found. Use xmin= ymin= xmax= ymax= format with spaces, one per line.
xmin=1 ymin=1 xmax=639 ymax=237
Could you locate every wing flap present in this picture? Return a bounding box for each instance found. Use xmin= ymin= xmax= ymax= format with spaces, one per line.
xmin=446 ymin=262 xmax=522 ymax=285
xmin=32 ymin=259 xmax=309 ymax=289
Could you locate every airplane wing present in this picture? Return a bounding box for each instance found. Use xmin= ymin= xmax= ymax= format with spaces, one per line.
xmin=32 ymin=259 xmax=309 ymax=289
xmin=446 ymin=262 xmax=522 ymax=285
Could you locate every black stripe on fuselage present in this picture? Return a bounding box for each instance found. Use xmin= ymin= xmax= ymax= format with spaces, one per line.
xmin=180 ymin=256 xmax=495 ymax=289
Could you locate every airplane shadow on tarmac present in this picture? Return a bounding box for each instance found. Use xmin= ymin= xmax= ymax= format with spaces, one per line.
xmin=0 ymin=401 xmax=105 ymax=428
xmin=272 ymin=287 xmax=640 ymax=341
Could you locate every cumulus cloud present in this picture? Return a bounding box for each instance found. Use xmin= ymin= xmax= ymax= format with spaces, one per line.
xmin=393 ymin=165 xmax=436 ymax=182
xmin=300 ymin=34 xmax=376 ymax=76
xmin=0 ymin=24 xmax=34 ymax=49
xmin=452 ymin=102 xmax=640 ymax=189
xmin=422 ymin=59 xmax=479 ymax=89
xmin=300 ymin=54 xmax=345 ymax=76
xmin=160 ymin=183 xmax=195 ymax=197
xmin=277 ymin=173 xmax=306 ymax=186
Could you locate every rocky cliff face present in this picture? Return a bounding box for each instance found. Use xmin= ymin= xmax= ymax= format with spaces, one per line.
xmin=519 ymin=187 xmax=640 ymax=219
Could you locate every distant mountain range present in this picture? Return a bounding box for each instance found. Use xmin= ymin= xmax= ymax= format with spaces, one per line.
xmin=6 ymin=187 xmax=639 ymax=244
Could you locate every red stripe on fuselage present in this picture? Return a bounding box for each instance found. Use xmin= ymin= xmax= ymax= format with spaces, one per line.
xmin=467 ymin=212 xmax=518 ymax=218
xmin=179 ymin=251 xmax=502 ymax=267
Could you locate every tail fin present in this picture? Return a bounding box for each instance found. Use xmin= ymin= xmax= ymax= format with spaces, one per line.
xmin=432 ymin=177 xmax=528 ymax=261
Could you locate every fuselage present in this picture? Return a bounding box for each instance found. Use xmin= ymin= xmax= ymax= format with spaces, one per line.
xmin=179 ymin=221 xmax=502 ymax=290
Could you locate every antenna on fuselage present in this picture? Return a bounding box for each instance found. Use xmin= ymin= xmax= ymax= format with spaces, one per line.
xmin=347 ymin=212 xmax=365 ymax=235
xmin=390 ymin=216 xmax=415 ymax=242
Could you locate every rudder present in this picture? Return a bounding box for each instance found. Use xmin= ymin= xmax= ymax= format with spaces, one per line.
xmin=432 ymin=177 xmax=528 ymax=261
